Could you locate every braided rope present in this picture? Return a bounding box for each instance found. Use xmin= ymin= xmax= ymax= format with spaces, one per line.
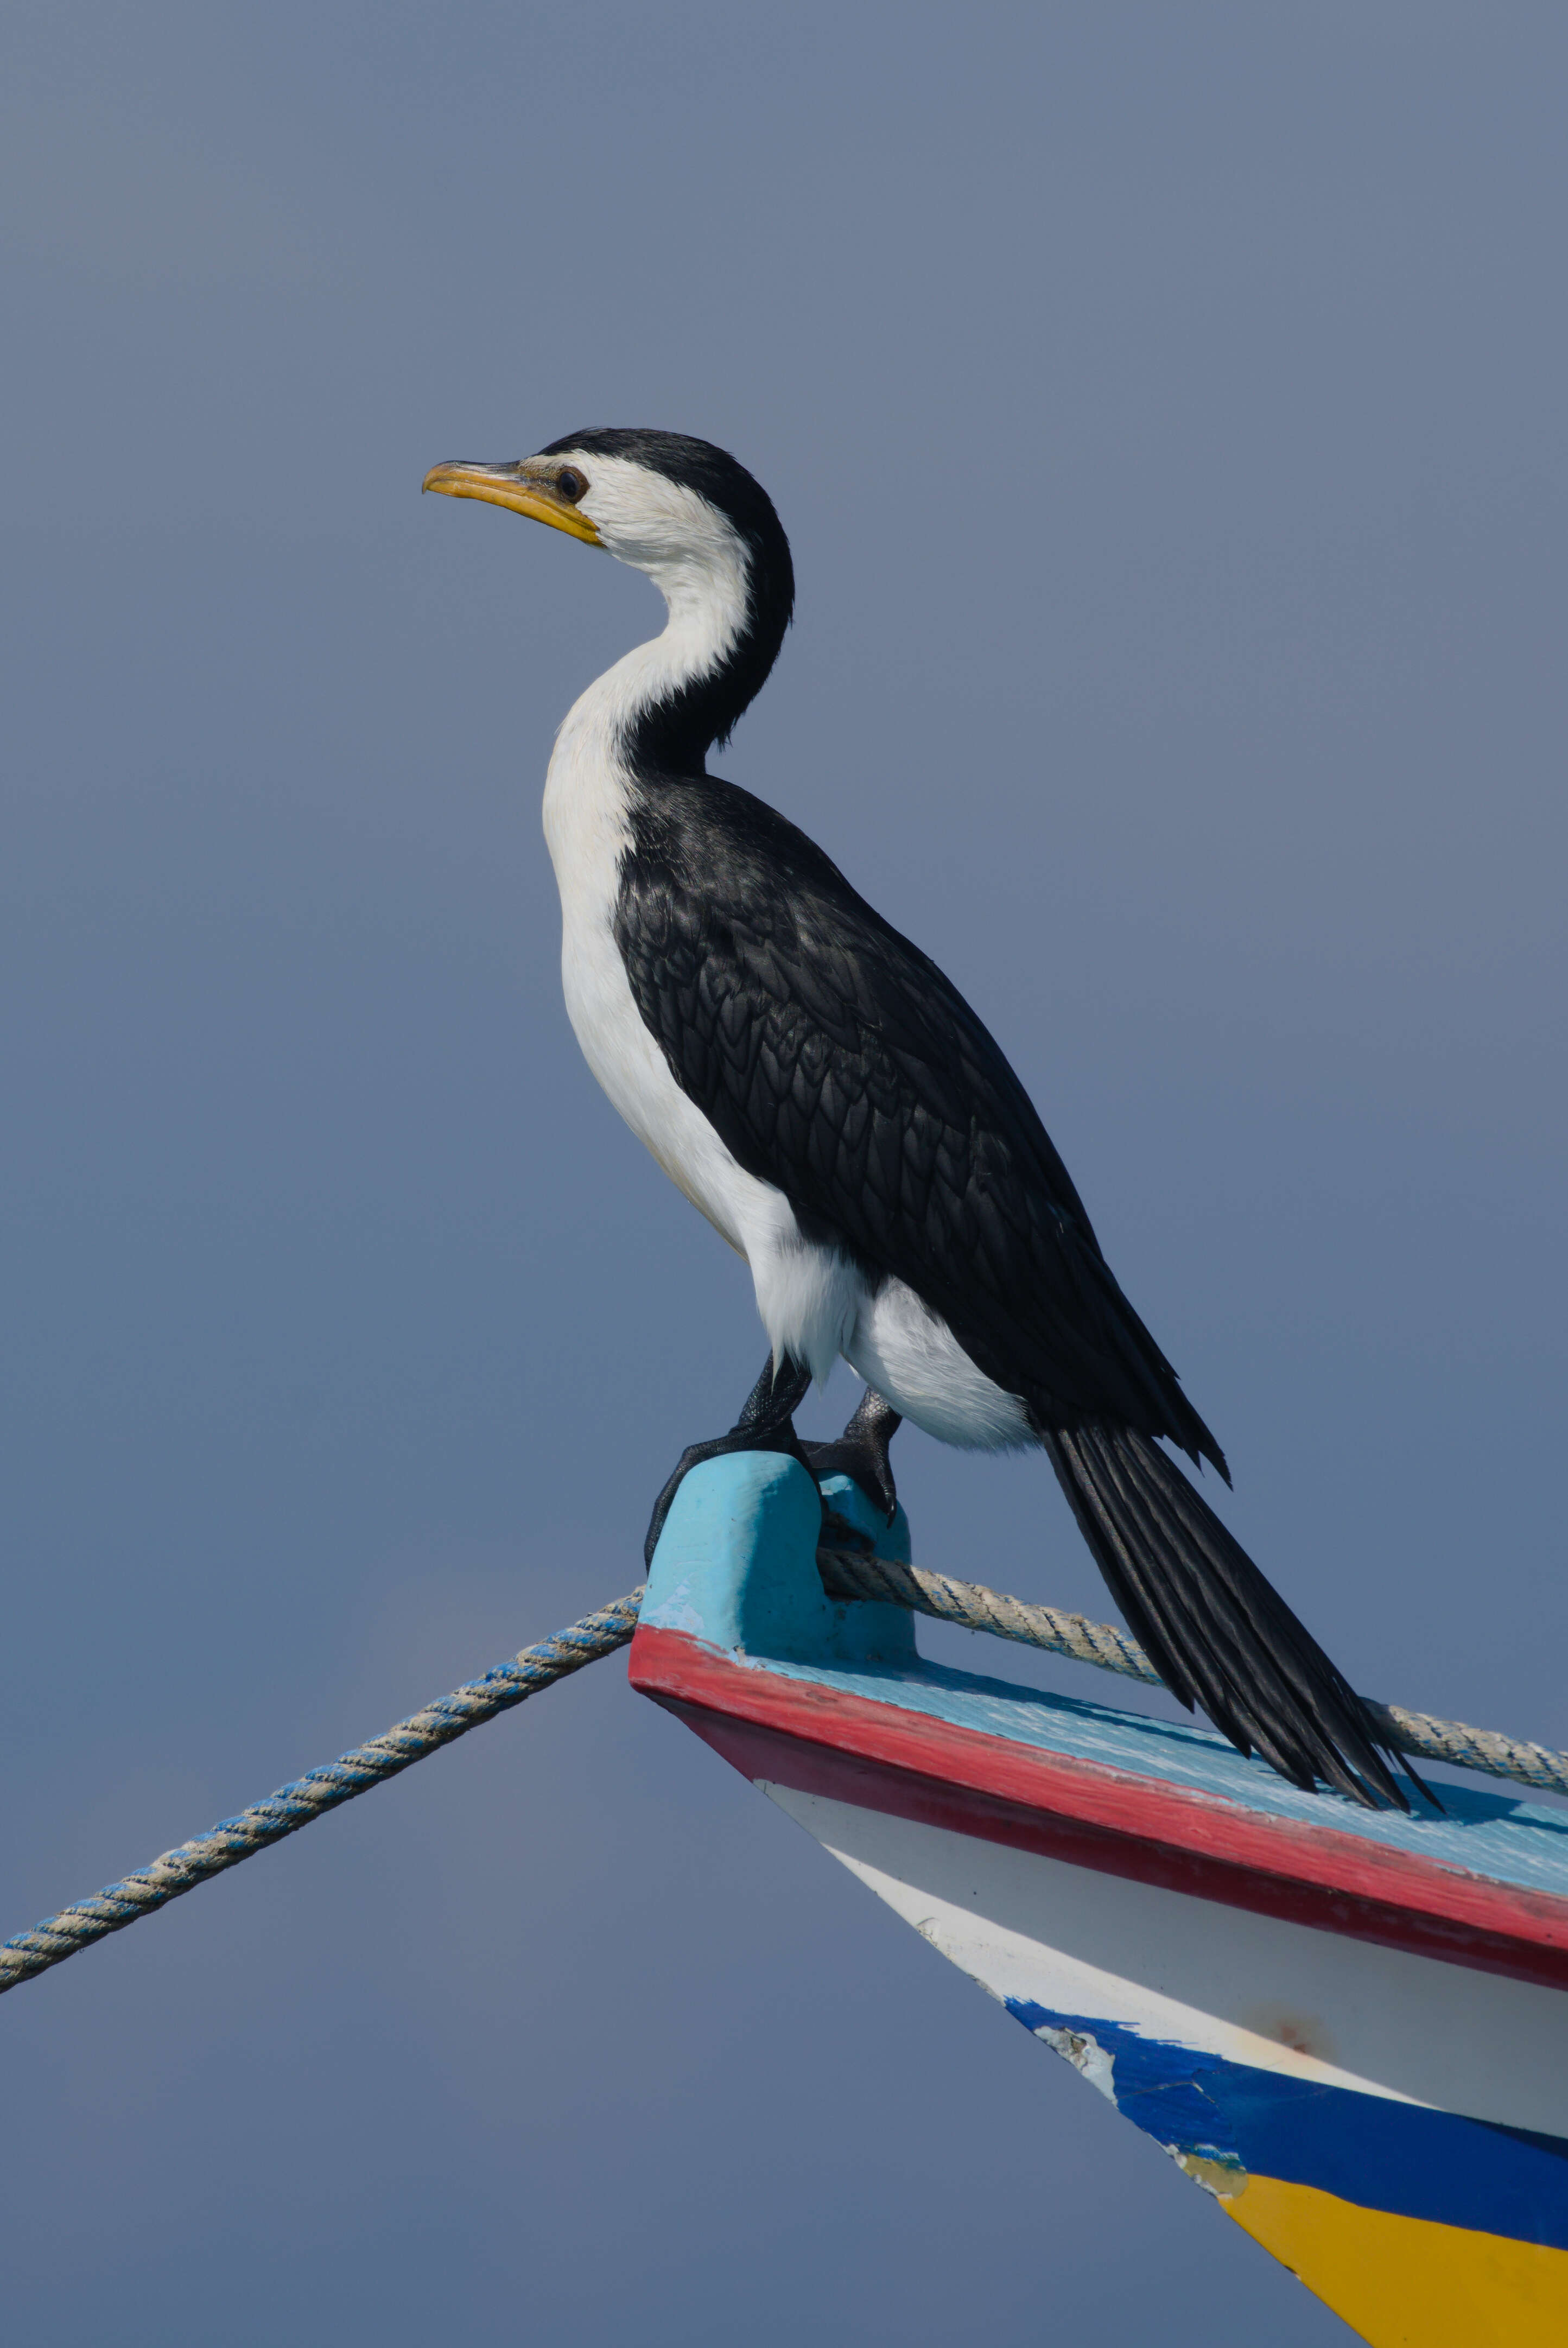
xmin=4 ymin=1547 xmax=1564 ymax=2003
xmin=1360 ymin=1701 xmax=1568 ymax=1800
xmin=817 ymin=1548 xmax=1568 ymax=1798
xmin=0 ymin=1589 xmax=644 ymax=1997
xmin=820 ymin=1549 xmax=1164 ymax=1683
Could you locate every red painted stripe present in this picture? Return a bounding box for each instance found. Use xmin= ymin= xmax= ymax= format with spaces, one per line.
xmin=629 ymin=1625 xmax=1568 ymax=1992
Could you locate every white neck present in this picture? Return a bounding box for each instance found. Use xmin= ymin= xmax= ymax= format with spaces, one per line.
xmin=541 ymin=549 xmax=751 ymax=1013
xmin=550 ymin=541 xmax=751 ymax=780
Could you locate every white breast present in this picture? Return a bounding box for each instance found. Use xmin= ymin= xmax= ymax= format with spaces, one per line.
xmin=542 ymin=708 xmax=752 ymax=1257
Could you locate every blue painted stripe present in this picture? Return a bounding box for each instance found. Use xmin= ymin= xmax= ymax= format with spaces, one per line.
xmin=1006 ymin=1998 xmax=1568 ymax=2251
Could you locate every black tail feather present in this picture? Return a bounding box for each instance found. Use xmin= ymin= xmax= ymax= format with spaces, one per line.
xmin=1042 ymin=1423 xmax=1418 ymax=1812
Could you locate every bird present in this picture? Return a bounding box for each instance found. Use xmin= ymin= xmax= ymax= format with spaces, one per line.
xmin=424 ymin=426 xmax=1411 ymax=1812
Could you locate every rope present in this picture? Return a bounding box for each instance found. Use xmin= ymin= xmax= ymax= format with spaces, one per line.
xmin=1357 ymin=1701 xmax=1568 ymax=1802
xmin=0 ymin=1588 xmax=644 ymax=1998
xmin=817 ymin=1548 xmax=1568 ymax=1799
xmin=5 ymin=1546 xmax=1565 ymax=2002
xmin=820 ymin=1549 xmax=1163 ymax=1683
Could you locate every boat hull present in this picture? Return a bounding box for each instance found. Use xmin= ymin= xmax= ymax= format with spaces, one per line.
xmin=767 ymin=1783 xmax=1568 ymax=2348
xmin=630 ymin=1452 xmax=1568 ymax=2345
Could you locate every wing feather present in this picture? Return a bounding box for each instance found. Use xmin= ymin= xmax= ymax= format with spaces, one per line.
xmin=615 ymin=776 xmax=1223 ymax=1470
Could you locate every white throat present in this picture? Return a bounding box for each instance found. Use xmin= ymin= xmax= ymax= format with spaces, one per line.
xmin=550 ymin=450 xmax=753 ymax=776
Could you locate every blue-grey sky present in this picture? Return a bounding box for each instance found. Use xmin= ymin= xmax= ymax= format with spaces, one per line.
xmin=3 ymin=6 xmax=1565 ymax=2341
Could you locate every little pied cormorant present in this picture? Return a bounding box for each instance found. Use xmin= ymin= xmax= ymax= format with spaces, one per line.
xmin=424 ymin=427 xmax=1410 ymax=1813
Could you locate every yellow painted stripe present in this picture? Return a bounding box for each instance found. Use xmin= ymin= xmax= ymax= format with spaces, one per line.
xmin=1211 ymin=2169 xmax=1568 ymax=2347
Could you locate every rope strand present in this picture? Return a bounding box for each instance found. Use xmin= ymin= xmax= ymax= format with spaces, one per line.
xmin=817 ymin=1547 xmax=1568 ymax=1797
xmin=0 ymin=1589 xmax=644 ymax=1997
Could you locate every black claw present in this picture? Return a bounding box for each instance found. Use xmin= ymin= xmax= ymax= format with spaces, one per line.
xmin=803 ymin=1389 xmax=903 ymax=1522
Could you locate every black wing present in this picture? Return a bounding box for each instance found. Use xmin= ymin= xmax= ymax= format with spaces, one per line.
xmin=616 ymin=775 xmax=1414 ymax=1810
xmin=614 ymin=775 xmax=1223 ymax=1469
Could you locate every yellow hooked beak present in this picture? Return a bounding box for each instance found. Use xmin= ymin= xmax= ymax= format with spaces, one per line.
xmin=421 ymin=460 xmax=602 ymax=546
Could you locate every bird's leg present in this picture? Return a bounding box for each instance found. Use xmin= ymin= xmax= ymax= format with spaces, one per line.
xmin=643 ymin=1352 xmax=815 ymax=1567
xmin=803 ymin=1387 xmax=903 ymax=1524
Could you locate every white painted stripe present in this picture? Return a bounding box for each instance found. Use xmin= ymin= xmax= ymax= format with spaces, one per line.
xmin=761 ymin=1782 xmax=1568 ymax=2140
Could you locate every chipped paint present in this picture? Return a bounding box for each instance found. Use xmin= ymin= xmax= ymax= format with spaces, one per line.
xmin=1033 ymin=2022 xmax=1116 ymax=2104
xmin=638 ymin=1577 xmax=708 ymax=1638
xmin=1175 ymin=2150 xmax=1248 ymax=2201
xmin=1001 ymin=1998 xmax=1568 ymax=2253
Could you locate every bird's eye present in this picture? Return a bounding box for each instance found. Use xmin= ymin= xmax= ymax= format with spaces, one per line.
xmin=556 ymin=467 xmax=587 ymax=503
